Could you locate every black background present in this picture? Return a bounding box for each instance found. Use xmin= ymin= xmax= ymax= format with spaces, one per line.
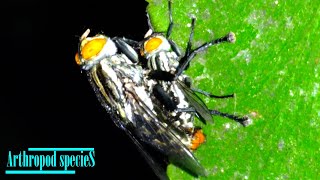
xmin=1 ymin=0 xmax=160 ymax=179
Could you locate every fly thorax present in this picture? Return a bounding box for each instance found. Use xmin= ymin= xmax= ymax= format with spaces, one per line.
xmin=146 ymin=51 xmax=179 ymax=74
xmin=109 ymin=56 xmax=144 ymax=86
xmin=109 ymin=54 xmax=121 ymax=65
xmin=145 ymin=51 xmax=166 ymax=72
xmin=133 ymin=86 xmax=155 ymax=114
xmin=120 ymin=65 xmax=144 ymax=86
xmin=120 ymin=53 xmax=135 ymax=65
xmin=100 ymin=59 xmax=125 ymax=102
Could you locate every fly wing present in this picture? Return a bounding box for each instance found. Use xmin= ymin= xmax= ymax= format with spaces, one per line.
xmin=121 ymin=124 xmax=170 ymax=180
xmin=125 ymin=86 xmax=208 ymax=177
xmin=85 ymin=68 xmax=170 ymax=180
xmin=176 ymin=80 xmax=213 ymax=124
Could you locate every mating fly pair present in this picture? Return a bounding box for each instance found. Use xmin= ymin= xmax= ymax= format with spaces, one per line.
xmin=75 ymin=0 xmax=250 ymax=179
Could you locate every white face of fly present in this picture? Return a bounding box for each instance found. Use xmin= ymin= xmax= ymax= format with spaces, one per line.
xmin=75 ymin=29 xmax=117 ymax=70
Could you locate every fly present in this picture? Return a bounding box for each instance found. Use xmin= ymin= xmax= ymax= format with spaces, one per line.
xmin=75 ymin=29 xmax=211 ymax=179
xmin=116 ymin=0 xmax=251 ymax=129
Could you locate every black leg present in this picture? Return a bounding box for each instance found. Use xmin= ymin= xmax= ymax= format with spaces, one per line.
xmin=185 ymin=18 xmax=195 ymax=58
xmin=176 ymin=18 xmax=196 ymax=72
xmin=176 ymin=108 xmax=250 ymax=127
xmin=184 ymin=76 xmax=234 ymax=99
xmin=210 ymin=110 xmax=249 ymax=126
xmin=174 ymin=32 xmax=236 ymax=79
xmin=191 ymin=88 xmax=234 ymax=99
xmin=166 ymin=0 xmax=174 ymax=38
xmin=166 ymin=0 xmax=182 ymax=57
xmin=193 ymin=32 xmax=236 ymax=53
xmin=168 ymin=39 xmax=182 ymax=57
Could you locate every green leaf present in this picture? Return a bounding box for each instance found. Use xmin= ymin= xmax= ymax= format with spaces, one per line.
xmin=146 ymin=0 xmax=320 ymax=179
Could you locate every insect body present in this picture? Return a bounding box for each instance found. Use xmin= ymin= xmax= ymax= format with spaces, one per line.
xmin=75 ymin=29 xmax=208 ymax=180
xmin=110 ymin=0 xmax=251 ymax=178
xmin=137 ymin=33 xmax=210 ymax=151
xmin=136 ymin=0 xmax=250 ymax=126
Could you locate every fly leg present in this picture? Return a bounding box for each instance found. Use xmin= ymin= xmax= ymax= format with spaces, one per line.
xmin=183 ymin=76 xmax=234 ymax=99
xmin=174 ymin=17 xmax=236 ymax=79
xmin=178 ymin=108 xmax=250 ymax=127
xmin=166 ymin=0 xmax=174 ymax=38
xmin=209 ymin=110 xmax=250 ymax=127
xmin=165 ymin=0 xmax=182 ymax=57
xmin=191 ymin=88 xmax=234 ymax=99
xmin=177 ymin=108 xmax=250 ymax=127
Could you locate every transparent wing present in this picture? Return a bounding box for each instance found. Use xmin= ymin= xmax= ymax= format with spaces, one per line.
xmin=176 ymin=80 xmax=213 ymax=124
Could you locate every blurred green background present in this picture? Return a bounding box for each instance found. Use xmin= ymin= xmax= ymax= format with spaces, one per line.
xmin=146 ymin=0 xmax=320 ymax=179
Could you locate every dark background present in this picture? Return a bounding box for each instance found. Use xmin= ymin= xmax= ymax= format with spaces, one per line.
xmin=1 ymin=0 xmax=160 ymax=179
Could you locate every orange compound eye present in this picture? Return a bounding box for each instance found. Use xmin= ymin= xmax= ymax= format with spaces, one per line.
xmin=75 ymin=52 xmax=81 ymax=65
xmin=81 ymin=38 xmax=107 ymax=60
xmin=190 ymin=129 xmax=206 ymax=151
xmin=144 ymin=37 xmax=162 ymax=53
